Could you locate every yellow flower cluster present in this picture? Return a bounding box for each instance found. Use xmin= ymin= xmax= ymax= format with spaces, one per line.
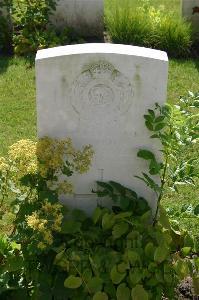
xmin=57 ymin=180 xmax=73 ymax=195
xmin=26 ymin=200 xmax=64 ymax=249
xmin=73 ymin=145 xmax=94 ymax=174
xmin=0 ymin=157 xmax=9 ymax=173
xmin=8 ymin=139 xmax=37 ymax=175
xmin=36 ymin=137 xmax=94 ymax=177
xmin=36 ymin=137 xmax=74 ymax=177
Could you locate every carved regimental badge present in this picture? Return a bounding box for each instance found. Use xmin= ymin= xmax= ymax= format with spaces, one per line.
xmin=70 ymin=61 xmax=134 ymax=122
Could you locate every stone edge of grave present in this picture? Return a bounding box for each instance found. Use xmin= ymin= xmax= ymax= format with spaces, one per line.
xmin=35 ymin=43 xmax=168 ymax=62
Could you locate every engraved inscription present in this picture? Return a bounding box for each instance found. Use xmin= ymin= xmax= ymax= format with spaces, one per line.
xmin=70 ymin=61 xmax=134 ymax=122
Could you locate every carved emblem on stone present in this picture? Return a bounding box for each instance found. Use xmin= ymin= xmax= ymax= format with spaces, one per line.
xmin=70 ymin=61 xmax=133 ymax=122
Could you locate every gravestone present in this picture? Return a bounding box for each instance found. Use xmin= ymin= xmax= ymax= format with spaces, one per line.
xmin=36 ymin=43 xmax=168 ymax=214
xmin=50 ymin=0 xmax=104 ymax=38
xmin=182 ymin=0 xmax=199 ymax=35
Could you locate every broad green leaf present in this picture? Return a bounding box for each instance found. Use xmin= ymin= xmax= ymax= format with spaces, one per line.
xmin=137 ymin=149 xmax=155 ymax=160
xmin=87 ymin=277 xmax=103 ymax=293
xmin=93 ymin=207 xmax=103 ymax=224
xmin=93 ymin=291 xmax=108 ymax=300
xmin=154 ymin=122 xmax=166 ymax=131
xmin=131 ymin=284 xmax=149 ymax=300
xmin=116 ymin=283 xmax=130 ymax=300
xmin=194 ymin=204 xmax=199 ymax=215
xmin=112 ymin=222 xmax=129 ymax=239
xmin=155 ymin=116 xmax=165 ymax=123
xmin=144 ymin=242 xmax=155 ymax=260
xmin=127 ymin=250 xmax=141 ymax=265
xmin=64 ymin=275 xmax=82 ymax=289
xmin=173 ymin=259 xmax=190 ymax=280
xmin=117 ymin=262 xmax=129 ymax=273
xmin=102 ymin=213 xmax=115 ymax=230
xmin=129 ymin=269 xmax=142 ymax=285
xmin=145 ymin=121 xmax=153 ymax=131
xmin=154 ymin=246 xmax=168 ymax=263
xmin=110 ymin=265 xmax=126 ymax=284
xmin=109 ymin=181 xmax=126 ymax=193
xmin=119 ymin=196 xmax=130 ymax=210
xmin=181 ymin=247 xmax=191 ymax=256
xmin=96 ymin=181 xmax=113 ymax=192
xmin=158 ymin=206 xmax=171 ymax=230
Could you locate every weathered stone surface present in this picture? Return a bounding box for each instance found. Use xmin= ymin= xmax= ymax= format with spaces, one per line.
xmin=182 ymin=0 xmax=199 ymax=34
xmin=36 ymin=43 xmax=168 ymax=214
xmin=50 ymin=0 xmax=104 ymax=37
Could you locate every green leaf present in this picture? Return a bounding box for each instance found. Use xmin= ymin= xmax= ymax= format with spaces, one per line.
xmin=116 ymin=283 xmax=130 ymax=300
xmin=96 ymin=181 xmax=113 ymax=193
xmin=154 ymin=123 xmax=166 ymax=131
xmin=144 ymin=242 xmax=155 ymax=260
xmin=173 ymin=259 xmax=190 ymax=279
xmin=131 ymin=284 xmax=149 ymax=300
xmin=129 ymin=269 xmax=142 ymax=285
xmin=148 ymin=109 xmax=155 ymax=118
xmin=110 ymin=265 xmax=126 ymax=284
xmin=112 ymin=222 xmax=129 ymax=239
xmin=117 ymin=262 xmax=129 ymax=273
xmin=181 ymin=247 xmax=191 ymax=257
xmin=155 ymin=116 xmax=165 ymax=123
xmin=64 ymin=275 xmax=82 ymax=289
xmin=158 ymin=206 xmax=171 ymax=230
xmin=145 ymin=121 xmax=153 ymax=131
xmin=102 ymin=213 xmax=115 ymax=230
xmin=93 ymin=291 xmax=108 ymax=300
xmin=87 ymin=277 xmax=103 ymax=293
xmin=61 ymin=220 xmax=81 ymax=234
xmin=119 ymin=196 xmax=130 ymax=210
xmin=154 ymin=246 xmax=169 ymax=263
xmin=137 ymin=149 xmax=155 ymax=160
xmin=93 ymin=207 xmax=103 ymax=224
xmin=194 ymin=204 xmax=199 ymax=215
xmin=109 ymin=181 xmax=127 ymax=194
xmin=127 ymin=250 xmax=141 ymax=265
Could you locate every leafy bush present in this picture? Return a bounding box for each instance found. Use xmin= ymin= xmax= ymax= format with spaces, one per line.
xmin=0 ymin=0 xmax=12 ymax=53
xmin=105 ymin=0 xmax=193 ymax=58
xmin=0 ymin=95 xmax=198 ymax=299
xmin=10 ymin=0 xmax=83 ymax=56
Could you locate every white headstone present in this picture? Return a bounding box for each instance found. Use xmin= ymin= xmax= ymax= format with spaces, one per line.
xmin=182 ymin=0 xmax=199 ymax=34
xmin=50 ymin=0 xmax=104 ymax=37
xmin=36 ymin=43 xmax=168 ymax=214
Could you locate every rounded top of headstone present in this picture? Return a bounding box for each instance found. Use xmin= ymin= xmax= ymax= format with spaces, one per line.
xmin=36 ymin=43 xmax=168 ymax=62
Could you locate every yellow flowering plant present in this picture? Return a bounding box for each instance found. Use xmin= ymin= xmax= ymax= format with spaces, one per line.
xmin=0 ymin=136 xmax=94 ymax=250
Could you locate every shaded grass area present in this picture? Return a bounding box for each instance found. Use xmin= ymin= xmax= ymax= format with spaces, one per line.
xmin=0 ymin=56 xmax=198 ymax=237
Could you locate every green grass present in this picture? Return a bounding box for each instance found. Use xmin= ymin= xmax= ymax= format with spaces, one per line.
xmin=0 ymin=57 xmax=36 ymax=155
xmin=105 ymin=0 xmax=192 ymax=58
xmin=105 ymin=0 xmax=181 ymax=16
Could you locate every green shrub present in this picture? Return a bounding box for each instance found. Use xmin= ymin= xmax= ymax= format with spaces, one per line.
xmin=105 ymin=0 xmax=193 ymax=58
xmin=0 ymin=0 xmax=12 ymax=53
xmin=0 ymin=95 xmax=198 ymax=299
